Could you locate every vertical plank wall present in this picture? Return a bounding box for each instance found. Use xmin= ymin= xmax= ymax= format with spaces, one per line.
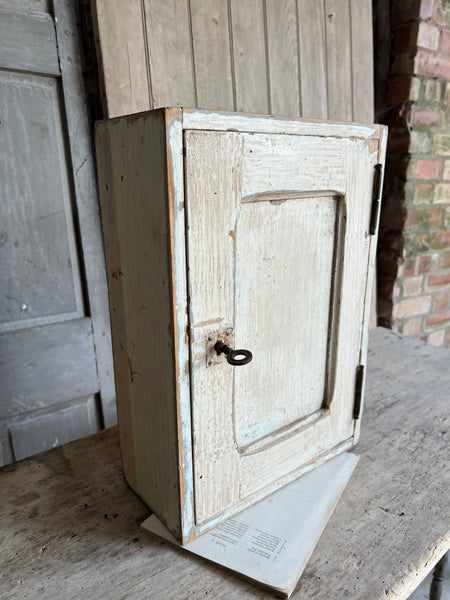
xmin=92 ymin=0 xmax=377 ymax=329
xmin=92 ymin=0 xmax=374 ymax=123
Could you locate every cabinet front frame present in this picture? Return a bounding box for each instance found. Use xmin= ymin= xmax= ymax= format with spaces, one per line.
xmin=167 ymin=108 xmax=387 ymax=541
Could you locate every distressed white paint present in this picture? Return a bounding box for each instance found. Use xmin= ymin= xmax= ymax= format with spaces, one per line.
xmin=183 ymin=108 xmax=379 ymax=138
xmin=166 ymin=111 xmax=196 ymax=542
xmin=96 ymin=108 xmax=387 ymax=541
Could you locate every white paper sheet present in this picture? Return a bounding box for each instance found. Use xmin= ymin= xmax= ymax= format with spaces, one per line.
xmin=142 ymin=452 xmax=359 ymax=597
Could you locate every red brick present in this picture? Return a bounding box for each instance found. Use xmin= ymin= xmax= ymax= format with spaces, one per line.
xmin=427 ymin=329 xmax=445 ymax=345
xmin=417 ymin=22 xmax=439 ymax=51
xmin=420 ymin=0 xmax=434 ymax=19
xmin=414 ymin=183 xmax=433 ymax=204
xmin=440 ymin=251 xmax=450 ymax=268
xmin=412 ymin=159 xmax=442 ymax=179
xmin=419 ymin=255 xmax=433 ymax=273
xmin=434 ymin=292 xmax=450 ymax=311
xmin=442 ymin=29 xmax=450 ymax=54
xmin=433 ymin=0 xmax=445 ymax=26
xmin=403 ymin=275 xmax=423 ymax=296
xmin=410 ymin=106 xmax=441 ymax=126
xmin=444 ymin=161 xmax=450 ymax=180
xmin=395 ymin=295 xmax=431 ymax=319
xmin=403 ymin=317 xmax=423 ymax=335
xmin=426 ymin=310 xmax=450 ymax=326
xmin=432 ymin=231 xmax=450 ymax=249
xmin=415 ymin=50 xmax=450 ymax=79
xmin=445 ymin=329 xmax=450 ymax=346
xmin=405 ymin=208 xmax=442 ymax=228
xmin=403 ymin=257 xmax=417 ymax=276
xmin=434 ymin=184 xmax=450 ymax=204
xmin=427 ymin=272 xmax=450 ymax=287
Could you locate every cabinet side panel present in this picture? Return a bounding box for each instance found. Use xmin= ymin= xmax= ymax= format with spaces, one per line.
xmin=95 ymin=113 xmax=181 ymax=537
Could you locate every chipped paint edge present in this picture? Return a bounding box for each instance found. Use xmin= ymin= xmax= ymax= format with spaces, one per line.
xmin=182 ymin=108 xmax=379 ymax=139
xmin=354 ymin=125 xmax=388 ymax=443
xmin=194 ymin=437 xmax=355 ymax=536
xmin=165 ymin=108 xmax=196 ymax=543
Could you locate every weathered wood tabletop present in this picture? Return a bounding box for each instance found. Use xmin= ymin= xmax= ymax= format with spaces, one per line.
xmin=1 ymin=328 xmax=449 ymax=600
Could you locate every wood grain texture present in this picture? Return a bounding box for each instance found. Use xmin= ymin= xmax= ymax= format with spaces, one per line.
xmin=92 ymin=0 xmax=375 ymax=124
xmin=92 ymin=0 xmax=150 ymax=117
xmin=53 ymin=0 xmax=117 ymax=427
xmin=229 ymin=0 xmax=268 ymax=113
xmin=143 ymin=0 xmax=196 ymax=108
xmin=9 ymin=395 xmax=100 ymax=461
xmin=0 ymin=6 xmax=59 ymax=75
xmin=0 ymin=329 xmax=448 ymax=600
xmin=190 ymin=0 xmax=234 ymax=110
xmin=0 ymin=319 xmax=99 ymax=419
xmin=183 ymin=114 xmax=381 ymax=526
xmin=184 ymin=130 xmax=242 ymax=525
xmin=0 ymin=71 xmax=84 ymax=331
xmin=265 ymin=0 xmax=300 ymax=116
xmin=297 ymin=0 xmax=327 ymax=119
xmin=324 ymin=0 xmax=353 ymax=121
xmin=183 ymin=108 xmax=379 ymax=137
xmin=350 ymin=0 xmax=374 ymax=123
xmin=95 ymin=111 xmax=182 ymax=538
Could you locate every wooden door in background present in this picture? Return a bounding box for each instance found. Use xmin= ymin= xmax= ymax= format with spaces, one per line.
xmin=0 ymin=0 xmax=115 ymax=465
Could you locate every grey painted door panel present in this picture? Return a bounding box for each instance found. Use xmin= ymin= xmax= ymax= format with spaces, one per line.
xmin=0 ymin=318 xmax=99 ymax=419
xmin=0 ymin=7 xmax=59 ymax=75
xmin=0 ymin=71 xmax=84 ymax=330
xmin=0 ymin=0 xmax=116 ymax=465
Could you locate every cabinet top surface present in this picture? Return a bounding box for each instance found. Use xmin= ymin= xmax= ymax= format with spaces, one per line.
xmin=96 ymin=106 xmax=387 ymax=141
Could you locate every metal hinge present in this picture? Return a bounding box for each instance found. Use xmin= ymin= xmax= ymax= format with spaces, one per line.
xmin=369 ymin=163 xmax=383 ymax=235
xmin=353 ymin=365 xmax=365 ymax=420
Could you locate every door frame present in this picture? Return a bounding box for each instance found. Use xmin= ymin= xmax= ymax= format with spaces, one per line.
xmin=167 ymin=108 xmax=387 ymax=539
xmin=53 ymin=0 xmax=116 ymax=425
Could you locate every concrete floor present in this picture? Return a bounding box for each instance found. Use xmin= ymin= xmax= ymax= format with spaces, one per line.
xmin=409 ymin=557 xmax=449 ymax=600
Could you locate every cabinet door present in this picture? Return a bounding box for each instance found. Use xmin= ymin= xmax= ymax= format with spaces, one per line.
xmin=185 ymin=129 xmax=378 ymax=526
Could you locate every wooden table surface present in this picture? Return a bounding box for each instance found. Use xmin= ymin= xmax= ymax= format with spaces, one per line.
xmin=1 ymin=328 xmax=449 ymax=600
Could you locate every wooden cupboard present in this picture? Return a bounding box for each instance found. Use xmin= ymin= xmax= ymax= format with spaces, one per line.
xmin=95 ymin=108 xmax=387 ymax=543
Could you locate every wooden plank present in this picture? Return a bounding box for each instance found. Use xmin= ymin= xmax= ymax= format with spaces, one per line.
xmin=0 ymin=318 xmax=99 ymax=419
xmin=324 ymin=0 xmax=353 ymax=121
xmin=0 ymin=70 xmax=84 ymax=332
xmin=184 ymin=118 xmax=379 ymax=526
xmin=95 ymin=111 xmax=183 ymax=540
xmin=53 ymin=1 xmax=117 ymax=426
xmin=182 ymin=108 xmax=380 ymax=138
xmin=265 ymin=0 xmax=300 ymax=116
xmin=184 ymin=130 xmax=242 ymax=524
xmin=0 ymin=330 xmax=449 ymax=599
xmin=91 ymin=0 xmax=150 ymax=117
xmin=350 ymin=0 xmax=374 ymax=123
xmin=297 ymin=0 xmax=327 ymax=119
xmin=229 ymin=0 xmax=268 ymax=114
xmin=143 ymin=0 xmax=195 ymax=108
xmin=189 ymin=0 xmax=234 ymax=110
xmin=9 ymin=396 xmax=100 ymax=461
xmin=0 ymin=6 xmax=59 ymax=76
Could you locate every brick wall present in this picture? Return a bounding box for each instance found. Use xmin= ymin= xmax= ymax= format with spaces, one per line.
xmin=376 ymin=0 xmax=450 ymax=348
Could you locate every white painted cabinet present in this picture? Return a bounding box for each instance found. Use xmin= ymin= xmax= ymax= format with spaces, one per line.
xmin=96 ymin=108 xmax=387 ymax=543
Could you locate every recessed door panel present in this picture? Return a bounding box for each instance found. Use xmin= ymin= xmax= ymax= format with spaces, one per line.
xmin=234 ymin=194 xmax=342 ymax=450
xmin=185 ymin=128 xmax=377 ymax=525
